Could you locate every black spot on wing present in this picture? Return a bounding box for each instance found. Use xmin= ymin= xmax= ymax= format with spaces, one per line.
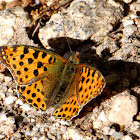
xmin=20 ymin=54 xmax=24 ymax=59
xmin=24 ymin=67 xmax=28 ymax=72
xmin=42 ymin=52 xmax=47 ymax=58
xmin=33 ymin=69 xmax=39 ymax=76
xmin=33 ymin=50 xmax=39 ymax=59
xmin=37 ymin=62 xmax=43 ymax=68
xmin=19 ymin=61 xmax=24 ymax=66
xmin=28 ymin=58 xmax=34 ymax=64
xmin=24 ymin=47 xmax=29 ymax=54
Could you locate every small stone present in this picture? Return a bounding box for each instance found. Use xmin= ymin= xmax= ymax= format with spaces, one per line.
xmin=111 ymin=131 xmax=124 ymax=139
xmin=16 ymin=99 xmax=24 ymax=105
xmin=123 ymin=25 xmax=137 ymax=36
xmin=0 ymin=73 xmax=4 ymax=81
xmin=32 ymin=137 xmax=37 ymax=140
xmin=4 ymin=95 xmax=17 ymax=105
xmin=0 ymin=92 xmax=5 ymax=98
xmin=0 ymin=117 xmax=16 ymax=136
xmin=121 ymin=135 xmax=133 ymax=140
xmin=109 ymin=128 xmax=116 ymax=135
xmin=68 ymin=128 xmax=83 ymax=140
xmin=0 ymin=114 xmax=7 ymax=123
xmin=122 ymin=19 xmax=134 ymax=27
xmin=136 ymin=112 xmax=140 ymax=121
xmin=39 ymin=136 xmax=46 ymax=140
xmin=97 ymin=111 xmax=108 ymax=122
xmin=93 ymin=120 xmax=103 ymax=129
xmin=107 ymin=94 xmax=138 ymax=126
xmin=4 ymin=76 xmax=12 ymax=82
xmin=102 ymin=126 xmax=110 ymax=135
xmin=130 ymin=2 xmax=140 ymax=12
xmin=123 ymin=0 xmax=132 ymax=3
xmin=1 ymin=86 xmax=8 ymax=93
xmin=20 ymin=103 xmax=32 ymax=111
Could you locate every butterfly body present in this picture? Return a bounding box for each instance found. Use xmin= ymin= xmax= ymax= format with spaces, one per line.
xmin=0 ymin=45 xmax=105 ymax=120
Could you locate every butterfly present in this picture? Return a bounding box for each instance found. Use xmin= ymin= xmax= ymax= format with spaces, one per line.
xmin=0 ymin=45 xmax=105 ymax=121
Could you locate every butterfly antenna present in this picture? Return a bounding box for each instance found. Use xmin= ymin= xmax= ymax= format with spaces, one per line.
xmin=60 ymin=14 xmax=73 ymax=54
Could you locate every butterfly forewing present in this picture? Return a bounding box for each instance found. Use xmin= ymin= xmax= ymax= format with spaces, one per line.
xmin=0 ymin=45 xmax=67 ymax=85
xmin=76 ymin=65 xmax=106 ymax=106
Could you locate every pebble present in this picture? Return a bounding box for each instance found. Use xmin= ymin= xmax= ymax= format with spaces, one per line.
xmin=4 ymin=95 xmax=17 ymax=105
xmin=20 ymin=103 xmax=32 ymax=111
xmin=107 ymin=94 xmax=138 ymax=126
xmin=123 ymin=25 xmax=137 ymax=36
xmin=32 ymin=137 xmax=38 ymax=140
xmin=39 ymin=0 xmax=123 ymax=46
xmin=93 ymin=119 xmax=103 ymax=129
xmin=122 ymin=19 xmax=134 ymax=27
xmin=0 ymin=8 xmax=35 ymax=45
xmin=16 ymin=99 xmax=24 ymax=105
xmin=102 ymin=126 xmax=110 ymax=135
xmin=0 ymin=73 xmax=4 ymax=81
xmin=97 ymin=111 xmax=108 ymax=123
xmin=39 ymin=136 xmax=47 ymax=140
xmin=130 ymin=2 xmax=140 ymax=12
xmin=1 ymin=86 xmax=8 ymax=93
xmin=111 ymin=131 xmax=124 ymax=139
xmin=4 ymin=76 xmax=12 ymax=82
xmin=68 ymin=128 xmax=83 ymax=140
xmin=0 ymin=92 xmax=5 ymax=98
xmin=121 ymin=135 xmax=133 ymax=140
xmin=123 ymin=0 xmax=132 ymax=3
xmin=0 ymin=117 xmax=16 ymax=136
xmin=0 ymin=114 xmax=7 ymax=123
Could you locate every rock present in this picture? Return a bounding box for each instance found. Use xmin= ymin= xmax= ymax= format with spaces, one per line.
xmin=67 ymin=128 xmax=84 ymax=140
xmin=0 ymin=8 xmax=35 ymax=46
xmin=110 ymin=129 xmax=124 ymax=139
xmin=97 ymin=111 xmax=108 ymax=123
xmin=123 ymin=25 xmax=137 ymax=36
xmin=4 ymin=95 xmax=17 ymax=105
xmin=121 ymin=135 xmax=133 ymax=140
xmin=123 ymin=0 xmax=132 ymax=3
xmin=106 ymin=94 xmax=138 ymax=126
xmin=0 ymin=116 xmax=16 ymax=137
xmin=39 ymin=0 xmax=123 ymax=48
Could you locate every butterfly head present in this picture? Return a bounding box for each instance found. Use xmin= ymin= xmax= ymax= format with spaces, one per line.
xmin=68 ymin=52 xmax=80 ymax=65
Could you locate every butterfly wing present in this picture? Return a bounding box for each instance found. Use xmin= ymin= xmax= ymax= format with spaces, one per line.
xmin=76 ymin=65 xmax=106 ymax=106
xmin=0 ymin=45 xmax=67 ymax=85
xmin=17 ymin=76 xmax=62 ymax=110
xmin=0 ymin=45 xmax=67 ymax=110
xmin=52 ymin=81 xmax=82 ymax=121
xmin=17 ymin=79 xmax=47 ymax=110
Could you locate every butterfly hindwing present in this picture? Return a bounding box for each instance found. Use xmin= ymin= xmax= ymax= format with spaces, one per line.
xmin=53 ymin=88 xmax=82 ymax=121
xmin=17 ymin=79 xmax=47 ymax=110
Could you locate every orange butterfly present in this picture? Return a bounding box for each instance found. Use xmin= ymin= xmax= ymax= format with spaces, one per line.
xmin=0 ymin=45 xmax=105 ymax=120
